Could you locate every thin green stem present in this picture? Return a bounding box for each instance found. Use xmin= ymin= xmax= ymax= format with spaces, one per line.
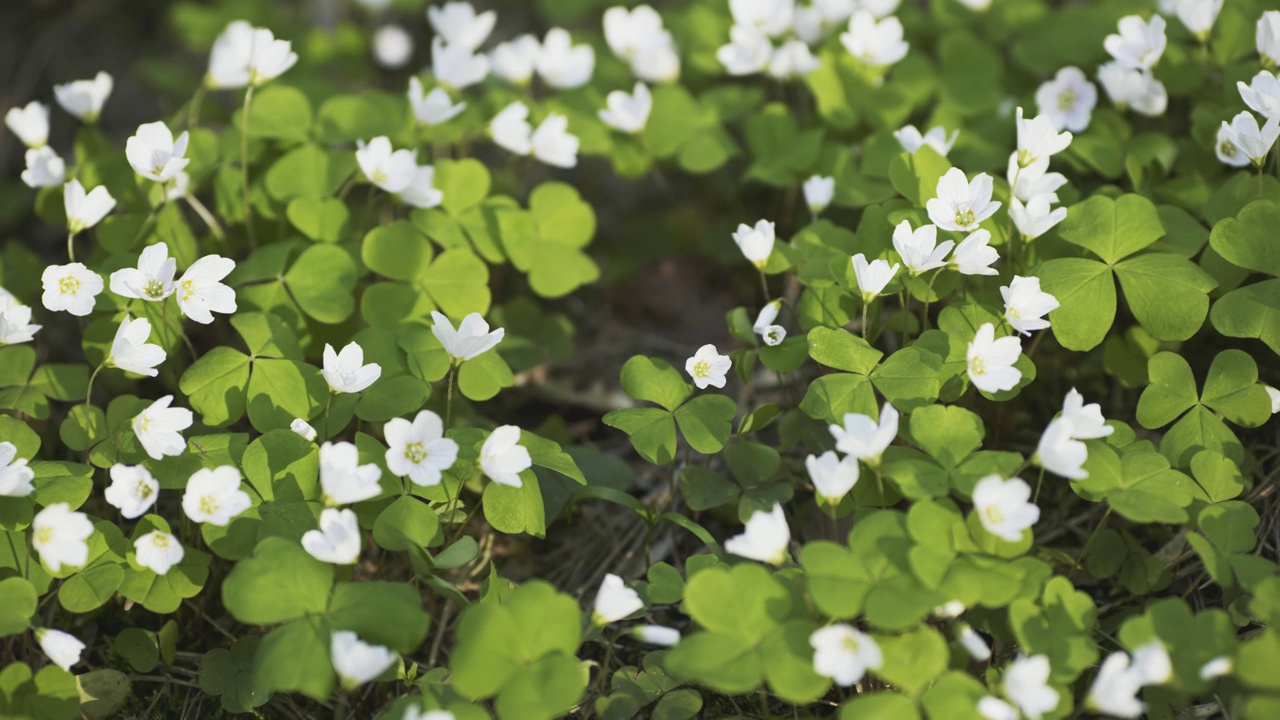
xmin=158 ymin=300 xmax=172 ymax=351
xmin=185 ymin=194 xmax=224 ymax=240
xmin=445 ymin=364 xmax=457 ymax=427
xmin=241 ymin=85 xmax=256 ymax=247
xmin=1032 ymin=466 xmax=1046 ymax=505
xmin=323 ymin=391 xmax=334 ymax=440
xmin=1073 ymin=508 xmax=1113 ymax=574
xmin=184 ymin=84 xmax=207 ymax=129
xmin=921 ymin=268 xmax=943 ymax=330
xmin=758 ymin=270 xmax=770 ymax=303
xmin=5 ymin=532 xmax=23 ymax=579
xmin=861 ymin=301 xmax=869 ymax=340
xmin=84 ymin=362 xmax=105 ymax=409
xmin=66 ymin=232 xmax=76 ymax=262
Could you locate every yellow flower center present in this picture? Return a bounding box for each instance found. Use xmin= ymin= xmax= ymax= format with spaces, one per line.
xmin=954 ymin=208 xmax=976 ymax=228
xmin=152 ymin=533 xmax=169 ymax=547
xmin=1008 ymin=306 xmax=1022 ymax=320
xmin=180 ymin=279 xmax=195 ymax=302
xmin=136 ymin=414 xmax=150 ymax=433
xmin=983 ymin=504 xmax=1005 ymax=525
xmin=372 ymin=169 xmax=389 ymax=186
xmin=59 ymin=275 xmax=80 ymax=295
xmin=144 ymin=279 xmax=167 ymax=299
xmin=404 ymin=441 xmax=428 ymax=464
xmin=199 ymin=495 xmax=220 ymax=516
xmin=692 ymin=360 xmax=711 ymax=379
xmin=1057 ymin=89 xmax=1077 ymax=111
xmin=35 ymin=527 xmax=54 ymax=544
xmin=841 ymin=635 xmax=861 ymax=653
xmin=1016 ymin=149 xmax=1035 ymax=167
xmin=136 ymin=481 xmax=154 ymax=499
xmin=970 ymin=356 xmax=986 ymax=376
xmin=1219 ymin=139 xmax=1238 ymax=158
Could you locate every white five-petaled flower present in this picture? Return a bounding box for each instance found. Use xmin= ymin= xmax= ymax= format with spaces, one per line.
xmin=1009 ymin=155 xmax=1068 ymax=203
xmin=768 ymin=39 xmax=822 ymax=79
xmin=1174 ymin=0 xmax=1223 ymax=41
xmin=134 ymin=531 xmax=185 ymax=575
xmin=490 ymin=101 xmax=533 ymax=155
xmin=0 ymin=304 xmax=41 ymax=347
xmin=894 ymin=125 xmax=958 ymax=157
xmin=1200 ymin=656 xmax=1233 ymax=680
xmin=599 ymin=82 xmax=653 ymax=134
xmin=733 ymin=219 xmax=775 ymax=267
xmin=291 ymin=418 xmax=318 ymax=442
xmin=64 ymin=179 xmax=117 ymax=234
xmin=302 ymin=508 xmax=363 ymax=565
xmin=431 ymin=37 xmax=490 ymax=90
xmin=1261 ymin=11 xmax=1280 ymax=67
xmin=958 ymin=624 xmax=991 ymax=661
xmin=1035 ymin=66 xmax=1097 ymax=132
xmin=0 ymin=442 xmax=35 ymax=497
xmin=385 ymin=410 xmax=459 ymax=487
xmin=1088 ymin=652 xmax=1146 ymax=719
xmin=331 ymin=631 xmax=397 ymax=690
xmin=685 ymin=344 xmax=732 ymax=390
xmin=972 ymin=475 xmax=1040 ymax=542
xmin=400 ymin=165 xmax=444 ymax=209
xmin=32 ymin=503 xmax=93 ymax=572
xmin=132 ymin=395 xmax=193 ymax=460
xmin=726 ymin=503 xmax=791 ymax=564
xmin=828 ymin=401 xmax=898 ymax=464
xmin=893 ymin=221 xmax=955 ymax=277
xmin=1001 ymin=654 xmax=1060 ymax=719
xmin=531 ymin=113 xmax=581 ymax=168
xmin=1130 ymin=641 xmax=1173 ymax=685
xmin=1061 ymin=388 xmax=1115 ymax=440
xmin=41 ymin=262 xmax=103 ymax=316
xmin=108 ymin=315 xmax=166 ymax=377
xmin=431 ymin=310 xmax=504 ymax=362
xmin=729 ymin=0 xmax=795 ymax=36
xmin=36 ymin=628 xmax=85 ymax=671
xmin=1035 ymin=417 xmax=1088 ymax=480
xmin=536 ymin=28 xmax=595 ymax=89
xmin=753 ymin=300 xmax=786 ymax=346
xmin=5 ymin=101 xmax=49 ymax=148
xmin=245 ymin=27 xmax=298 ymax=86
xmin=125 ymin=122 xmax=190 ymax=183
xmin=717 ymin=25 xmax=772 ymax=76
xmin=1219 ymin=111 xmax=1280 ymax=167
xmin=803 ymin=175 xmax=835 ymax=215
xmin=840 ymin=11 xmax=909 ymax=70
xmin=320 ymin=441 xmax=383 ymax=506
xmin=1104 ymin=15 xmax=1167 ymax=71
xmin=480 ymin=425 xmax=532 ymax=488
xmin=593 ymin=573 xmax=644 ymax=624
xmin=206 ymin=22 xmax=297 ymax=88
xmin=1238 ymin=71 xmax=1280 ymax=122
xmin=372 ymin=24 xmax=414 ymax=70
xmin=105 ymin=464 xmax=160 ymax=519
xmin=176 ymin=255 xmax=237 ymax=324
xmin=603 ymin=5 xmax=681 ymax=83
xmin=927 ymin=168 xmax=1001 ymax=233
xmin=806 ymin=451 xmax=860 ymax=503
xmin=408 ymin=77 xmax=466 ymax=126
xmin=1015 ymin=107 xmax=1072 ymax=168
xmin=22 ymin=146 xmax=65 ymax=188
xmin=1001 ymin=275 xmax=1059 ymax=335
xmin=851 ymin=253 xmax=900 ymax=304
xmin=950 ymin=229 xmax=999 ymax=276
xmin=183 ymin=467 xmax=252 ymax=526
xmin=427 ymin=1 xmax=496 ymax=50
xmin=110 ymin=243 xmax=176 ymax=303
xmin=356 ymin=136 xmax=418 ymax=193
xmin=967 ymin=323 xmax=1022 ymax=394
xmin=810 ymin=624 xmax=883 ymax=686
xmin=491 ymin=35 xmax=542 ymax=86
xmin=54 ymin=71 xmax=113 ymax=122
xmin=323 ymin=342 xmax=382 ymax=394
xmin=633 ymin=625 xmax=682 ymax=646
xmin=1097 ymin=62 xmax=1167 ymax=117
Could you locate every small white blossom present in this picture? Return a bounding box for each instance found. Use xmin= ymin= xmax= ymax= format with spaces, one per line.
xmin=893 ymin=221 xmax=954 ymax=277
xmin=134 ymin=531 xmax=184 ymax=575
xmin=1129 ymin=641 xmax=1173 ymax=685
xmin=950 ymin=229 xmax=999 ymax=276
xmin=1014 ymin=107 xmax=1072 ymax=168
xmin=1098 ymin=62 xmax=1167 ymax=116
xmin=753 ymin=300 xmax=786 ymax=346
xmin=177 ymin=255 xmax=237 ymax=324
xmin=967 ymin=323 xmax=1022 ymax=394
xmin=803 ymin=175 xmax=835 ymax=215
xmin=245 ymin=27 xmax=298 ymax=86
xmin=603 ymin=6 xmax=680 ymax=82
xmin=685 ymin=344 xmax=732 ymax=390
xmin=733 ymin=219 xmax=775 ymax=267
xmin=356 ymin=136 xmax=418 ymax=193
xmin=320 ymin=441 xmax=383 ymax=506
xmin=810 ymin=624 xmax=883 ymax=686
xmin=384 ymin=410 xmax=459 ymax=487
xmin=481 ymin=425 xmax=533 ymax=488
xmin=5 ymin=101 xmax=49 ymax=148
xmin=1035 ymin=66 xmax=1097 ymax=132
xmin=633 ymin=625 xmax=681 ymax=646
xmin=182 ymin=466 xmax=253 ymax=526
xmin=1001 ymin=275 xmax=1059 ymax=335
xmin=531 ymin=114 xmax=580 ymax=168
xmin=805 ymin=451 xmax=860 ymax=503
xmin=717 ymin=25 xmax=772 ymax=76
xmin=599 ymin=83 xmax=652 ymax=134
xmin=206 ymin=21 xmax=256 ymax=89
xmin=36 ymin=628 xmax=85 ymax=671
xmin=166 ymin=172 xmax=190 ymax=201
xmin=840 ymin=11 xmax=908 ymax=69
xmin=331 ymin=631 xmax=396 ymax=690
xmin=408 ymin=77 xmax=466 ymax=126
xmin=851 ymin=253 xmax=900 ymax=304
xmin=431 ymin=37 xmax=490 ymax=90
xmin=427 ymin=1 xmax=496 ymax=50
xmin=1061 ymin=388 xmax=1114 ymax=440
xmin=431 ymin=310 xmax=504 ymax=362
xmin=490 ymin=35 xmax=541 ymax=86
xmin=977 ymin=697 xmax=1017 ymax=720
xmin=302 ymin=508 xmax=362 ymax=565
xmin=132 ymin=395 xmax=192 ymax=460
xmin=21 ymin=146 xmax=65 ymax=188
xmin=1200 ymin=656 xmax=1232 ymax=680
xmin=54 ymin=71 xmax=113 ymax=122
xmin=125 ymin=122 xmax=190 ymax=183
xmin=1220 ymin=111 xmax=1280 ymax=167
xmin=725 ymin=503 xmax=791 ymax=564
xmin=291 ymin=418 xmax=318 ymax=442
xmin=0 ymin=305 xmax=41 ymax=347
xmin=1009 ymin=155 xmax=1068 ymax=203
xmin=1266 ymin=384 xmax=1280 ymax=413
xmin=536 ymin=28 xmax=595 ymax=89
xmin=935 ymin=600 xmax=966 ymax=618
xmin=323 ymin=342 xmax=382 ymax=394
xmin=1238 ymin=71 xmax=1280 ymax=122
xmin=927 ymin=168 xmax=1001 ymax=233
xmin=64 ymin=179 xmax=117 ymax=234
xmin=894 ymin=125 xmax=958 ymax=157
xmin=1104 ymin=15 xmax=1167 ymax=70
xmin=1260 ymin=11 xmax=1280 ymax=67
xmin=490 ymin=101 xmax=533 ymax=156
xmin=41 ymin=262 xmax=103 ymax=316
xmin=1174 ymin=0 xmax=1223 ymax=40
xmin=1035 ymin=417 xmax=1088 ymax=480
xmin=973 ymin=475 xmax=1040 ymax=542
xmin=958 ymin=625 xmax=991 ymax=661
xmin=0 ymin=442 xmax=35 ymax=497
xmin=32 ymin=503 xmax=93 ymax=572
xmin=768 ymin=39 xmax=821 ymax=79
xmin=109 ymin=243 xmax=177 ymax=303
xmin=372 ymin=24 xmax=414 ymax=69
xmin=593 ymin=573 xmax=644 ymax=624
xmin=828 ymin=402 xmax=899 ymax=463
xmin=399 ymin=164 xmax=444 ymax=209
xmin=1088 ymin=652 xmax=1145 ymax=719
xmin=1003 ymin=654 xmax=1060 ymax=719
xmin=730 ymin=0 xmax=795 ymax=36
xmin=108 ymin=315 xmax=165 ymax=377
xmin=105 ymin=464 xmax=160 ymax=519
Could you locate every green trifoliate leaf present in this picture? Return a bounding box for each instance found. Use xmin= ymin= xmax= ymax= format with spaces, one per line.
xmin=1209 ymin=200 xmax=1280 ymax=276
xmin=1058 ymin=193 xmax=1164 ymax=264
xmin=1112 ymin=252 xmax=1216 ymax=342
xmin=1038 ymin=257 xmax=1116 ymax=351
xmin=1211 ymin=279 xmax=1280 ymax=356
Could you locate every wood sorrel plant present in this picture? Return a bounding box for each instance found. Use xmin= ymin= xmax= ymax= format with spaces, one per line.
xmin=1 ymin=0 xmax=1279 ymax=718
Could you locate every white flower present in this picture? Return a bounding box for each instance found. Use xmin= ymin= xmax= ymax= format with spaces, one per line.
xmin=373 ymin=24 xmax=414 ymax=69
xmin=1220 ymin=111 xmax=1280 ymax=167
xmin=854 ymin=0 xmax=900 ymax=18
xmin=206 ymin=21 xmax=256 ymax=89
xmin=633 ymin=625 xmax=681 ymax=646
xmin=320 ymin=441 xmax=383 ymax=506
xmin=431 ymin=310 xmax=504 ymax=362
xmin=926 ymin=169 xmax=1001 ymax=233
xmin=64 ymin=179 xmax=116 ymax=234
xmin=1001 ymin=275 xmax=1059 ymax=335
xmin=753 ymin=300 xmax=786 ymax=346
xmin=935 ymin=600 xmax=966 ymax=618
xmin=384 ymin=411 xmax=459 ymax=487
xmin=769 ymin=39 xmax=821 ymax=79
xmin=1009 ymin=155 xmax=1067 ymax=203
xmin=536 ymin=28 xmax=595 ymax=89
xmin=1014 ymin=107 xmax=1072 ymax=168
xmin=851 ymin=253 xmax=900 ymax=304
xmin=177 ymin=255 xmax=237 ymax=324
xmin=134 ymin=531 xmax=184 ymax=575
xmin=36 ymin=629 xmax=85 ymax=671
xmin=1035 ymin=66 xmax=1098 ymax=132
xmin=1061 ymin=388 xmax=1114 ymax=439
xmin=841 ymin=11 xmax=909 ymax=69
xmin=109 ymin=243 xmax=177 ymax=303
xmin=32 ymin=503 xmax=93 ymax=572
xmin=1098 ymin=62 xmax=1167 ymax=116
xmin=302 ymin=508 xmax=363 ymax=565
xmin=967 ymin=323 xmax=1022 ymax=394
xmin=54 ymin=71 xmax=113 ymax=122
xmin=977 ymin=697 xmax=1017 ymax=720
xmin=480 ymin=425 xmax=532 ymax=487
xmin=125 ymin=122 xmax=190 ymax=183
xmin=331 ymin=631 xmax=396 ymax=690
xmin=431 ymin=37 xmax=490 ymax=90
xmin=717 ymin=25 xmax=772 ymax=76
xmin=633 ymin=37 xmax=681 ymax=84
xmin=950 ymin=229 xmax=999 ymax=276
xmin=1175 ymin=0 xmax=1222 ymax=40
xmin=399 ymin=164 xmax=444 ymax=209
xmin=1238 ymin=71 xmax=1280 ymax=122
xmin=973 ymin=475 xmax=1040 ymax=542
xmin=803 ymin=175 xmax=835 ymax=215
xmin=599 ymin=82 xmax=652 ymax=134
xmin=183 ymin=467 xmax=252 ymax=526
xmin=685 ymin=344 xmax=732 ymax=390
xmin=356 ymin=136 xmax=417 ymax=193
xmin=323 ymin=342 xmax=382 ymax=394
xmin=794 ymin=6 xmax=827 ymax=46
xmin=806 ymin=451 xmax=860 ymax=503
xmin=490 ymin=101 xmax=533 ymax=155
xmin=726 ymin=503 xmax=791 ymax=564
xmin=491 ymin=35 xmax=542 ymax=85
xmin=604 ymin=5 xmax=665 ymax=59
xmin=1200 ymin=656 xmax=1232 ymax=680
xmin=730 ymin=0 xmax=795 ymax=36
xmin=41 ymin=262 xmax=103 ymax=316
xmin=248 ymin=27 xmax=298 ymax=87
xmin=1035 ymin=417 xmax=1088 ymax=480
xmin=1266 ymin=384 xmax=1280 ymax=413
xmin=105 ymin=464 xmax=160 ymax=519
xmin=5 ymin=101 xmax=49 ymax=148
xmin=954 ymin=0 xmax=993 ymax=11
xmin=291 ymin=418 xmax=318 ymax=442
xmin=593 ymin=573 xmax=644 ymax=624
xmin=809 ymin=624 xmax=883 ymax=686
xmin=1088 ymin=652 xmax=1145 ymax=719
xmin=1129 ymin=641 xmax=1173 ymax=685
xmin=408 ymin=77 xmax=466 ymax=126
xmin=892 ymin=221 xmax=954 ymax=277
xmin=132 ymin=395 xmax=193 ymax=460
xmin=166 ymin=172 xmax=190 ymax=201
xmin=0 ymin=305 xmax=41 ymax=347
xmin=1260 ymin=11 xmax=1280 ymax=67
xmin=0 ymin=442 xmax=34 ymax=497
xmin=21 ymin=146 xmax=65 ymax=188
xmin=531 ymin=114 xmax=580 ymax=168
xmin=732 ymin=220 xmax=775 ymax=267
xmin=427 ymin=1 xmax=496 ymax=50
xmin=958 ymin=625 xmax=991 ymax=661
xmin=108 ymin=315 xmax=165 ymax=377
xmin=894 ymin=124 xmax=958 ymax=157
xmin=1002 ymin=654 xmax=1059 ymax=718
xmin=828 ymin=402 xmax=899 ymax=463
xmin=1104 ymin=15 xmax=1167 ymax=70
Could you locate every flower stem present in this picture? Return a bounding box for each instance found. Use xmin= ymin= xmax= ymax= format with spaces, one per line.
xmin=1073 ymin=507 xmax=1112 ymax=575
xmin=158 ymin=300 xmax=172 ymax=351
xmin=4 ymin=532 xmax=24 ymax=579
xmin=241 ymin=85 xmax=256 ymax=247
xmin=1032 ymin=466 xmax=1046 ymax=504
xmin=184 ymin=84 xmax=207 ymax=129
xmin=921 ymin=268 xmax=943 ymax=330
xmin=861 ymin=301 xmax=869 ymax=340
xmin=185 ymin=195 xmax=224 ymax=240
xmin=445 ymin=365 xmax=457 ymax=427
xmin=66 ymin=232 xmax=76 ymax=263
xmin=322 ymin=391 xmax=333 ymax=440
xmin=758 ymin=270 xmax=770 ymax=303
xmin=84 ymin=361 xmax=105 ymax=408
